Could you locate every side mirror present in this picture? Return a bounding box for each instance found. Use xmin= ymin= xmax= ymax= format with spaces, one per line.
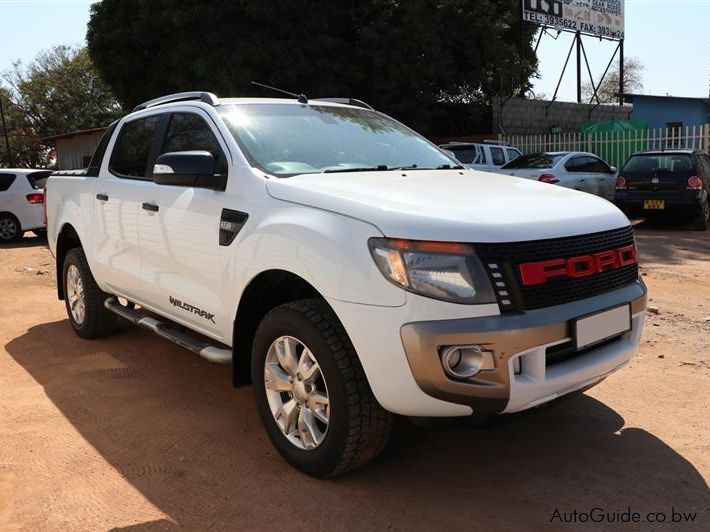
xmin=152 ymin=151 xmax=225 ymax=190
xmin=609 ymin=166 xmax=618 ymax=174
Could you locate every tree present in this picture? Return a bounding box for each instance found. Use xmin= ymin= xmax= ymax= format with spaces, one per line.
xmin=0 ymin=46 xmax=122 ymax=167
xmin=582 ymin=57 xmax=644 ymax=104
xmin=4 ymin=46 xmax=122 ymax=139
xmin=87 ymin=0 xmax=538 ymax=136
xmin=0 ymin=87 xmax=53 ymax=167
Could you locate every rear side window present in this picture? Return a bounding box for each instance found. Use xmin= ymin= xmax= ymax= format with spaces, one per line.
xmin=109 ymin=116 xmax=162 ymax=178
xmin=490 ymin=147 xmax=506 ymax=166
xmin=622 ymin=154 xmax=695 ymax=176
xmin=506 ymin=148 xmax=521 ymax=162
xmin=26 ymin=171 xmax=52 ymax=189
xmin=0 ymin=173 xmax=16 ymax=192
xmin=86 ymin=122 xmax=118 ymax=177
xmin=160 ymin=113 xmax=227 ymax=174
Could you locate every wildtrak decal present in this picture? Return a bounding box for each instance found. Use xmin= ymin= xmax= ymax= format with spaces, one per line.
xmin=169 ymin=296 xmax=216 ymax=323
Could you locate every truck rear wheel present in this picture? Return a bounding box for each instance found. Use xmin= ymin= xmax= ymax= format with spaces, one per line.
xmin=251 ymin=299 xmax=392 ymax=477
xmin=63 ymin=248 xmax=119 ymax=339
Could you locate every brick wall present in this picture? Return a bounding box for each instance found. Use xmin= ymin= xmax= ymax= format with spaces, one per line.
xmin=492 ymin=97 xmax=633 ymax=136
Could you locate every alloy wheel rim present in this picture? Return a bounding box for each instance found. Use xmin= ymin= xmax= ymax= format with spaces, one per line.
xmin=0 ymin=218 xmax=17 ymax=240
xmin=264 ymin=335 xmax=330 ymax=450
xmin=66 ymin=264 xmax=86 ymax=325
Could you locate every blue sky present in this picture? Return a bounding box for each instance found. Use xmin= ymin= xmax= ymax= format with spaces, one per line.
xmin=1 ymin=0 xmax=708 ymax=102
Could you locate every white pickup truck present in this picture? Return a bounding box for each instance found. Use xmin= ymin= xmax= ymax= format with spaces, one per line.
xmin=47 ymin=92 xmax=647 ymax=476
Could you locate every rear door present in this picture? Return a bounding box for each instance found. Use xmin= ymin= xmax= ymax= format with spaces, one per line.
xmin=92 ymin=114 xmax=162 ymax=298
xmin=137 ymin=109 xmax=230 ymax=337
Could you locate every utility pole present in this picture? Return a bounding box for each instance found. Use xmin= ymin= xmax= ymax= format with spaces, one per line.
xmin=0 ymin=96 xmax=12 ymax=166
xmin=619 ymin=39 xmax=625 ymax=106
xmin=576 ymin=32 xmax=582 ymax=103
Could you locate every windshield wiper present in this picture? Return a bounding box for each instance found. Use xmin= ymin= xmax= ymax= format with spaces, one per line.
xmin=323 ymin=165 xmax=389 ymax=173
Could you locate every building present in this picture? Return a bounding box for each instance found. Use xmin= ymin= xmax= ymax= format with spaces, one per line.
xmin=624 ymin=94 xmax=710 ymax=133
xmin=44 ymin=127 xmax=106 ymax=170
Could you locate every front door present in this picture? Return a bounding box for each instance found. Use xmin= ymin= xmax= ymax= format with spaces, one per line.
xmin=138 ymin=110 xmax=230 ymax=338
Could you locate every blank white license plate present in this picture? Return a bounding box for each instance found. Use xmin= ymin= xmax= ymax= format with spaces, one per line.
xmin=575 ymin=305 xmax=631 ymax=349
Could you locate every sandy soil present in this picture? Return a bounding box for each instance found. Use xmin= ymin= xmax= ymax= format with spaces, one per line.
xmin=0 ymin=226 xmax=708 ymax=531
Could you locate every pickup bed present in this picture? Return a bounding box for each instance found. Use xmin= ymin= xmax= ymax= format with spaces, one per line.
xmin=47 ymin=92 xmax=647 ymax=476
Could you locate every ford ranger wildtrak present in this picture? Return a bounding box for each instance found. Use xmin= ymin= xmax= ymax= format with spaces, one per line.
xmin=46 ymin=92 xmax=647 ymax=476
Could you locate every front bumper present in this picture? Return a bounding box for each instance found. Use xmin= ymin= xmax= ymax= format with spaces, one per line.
xmin=400 ymin=280 xmax=647 ymax=414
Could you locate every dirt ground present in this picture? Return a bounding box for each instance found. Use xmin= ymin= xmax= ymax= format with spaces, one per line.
xmin=1 ymin=224 xmax=708 ymax=531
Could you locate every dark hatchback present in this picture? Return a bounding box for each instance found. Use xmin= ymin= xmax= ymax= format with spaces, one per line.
xmin=615 ymin=150 xmax=710 ymax=230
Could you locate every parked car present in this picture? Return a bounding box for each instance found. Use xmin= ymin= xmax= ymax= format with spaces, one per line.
xmin=47 ymin=92 xmax=646 ymax=476
xmin=439 ymin=141 xmax=522 ymax=172
xmin=0 ymin=169 xmax=52 ymax=243
xmin=496 ymin=152 xmax=618 ymax=201
xmin=615 ymin=149 xmax=710 ymax=230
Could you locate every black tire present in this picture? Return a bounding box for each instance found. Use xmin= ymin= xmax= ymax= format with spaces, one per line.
xmin=0 ymin=213 xmax=22 ymax=243
xmin=251 ymin=298 xmax=392 ymax=477
xmin=62 ymin=248 xmax=119 ymax=339
xmin=693 ymin=199 xmax=710 ymax=231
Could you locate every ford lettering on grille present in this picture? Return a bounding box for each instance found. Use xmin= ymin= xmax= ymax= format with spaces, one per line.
xmin=518 ymin=245 xmax=638 ymax=287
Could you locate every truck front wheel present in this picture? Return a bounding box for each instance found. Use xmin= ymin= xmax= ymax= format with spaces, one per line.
xmin=251 ymin=299 xmax=392 ymax=477
xmin=62 ymin=248 xmax=119 ymax=339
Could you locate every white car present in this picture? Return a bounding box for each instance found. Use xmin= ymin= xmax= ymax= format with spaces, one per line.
xmin=496 ymin=152 xmax=618 ymax=201
xmin=47 ymin=92 xmax=646 ymax=476
xmin=439 ymin=142 xmax=522 ymax=172
xmin=0 ymin=169 xmax=51 ymax=243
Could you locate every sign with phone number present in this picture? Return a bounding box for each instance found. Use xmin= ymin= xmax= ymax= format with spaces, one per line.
xmin=522 ymin=0 xmax=625 ymax=40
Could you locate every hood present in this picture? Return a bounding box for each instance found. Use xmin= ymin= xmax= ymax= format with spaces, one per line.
xmin=265 ymin=169 xmax=629 ymax=243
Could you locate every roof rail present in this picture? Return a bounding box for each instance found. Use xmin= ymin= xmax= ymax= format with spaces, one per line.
xmin=132 ymin=92 xmax=220 ymax=113
xmin=314 ymin=98 xmax=374 ymax=110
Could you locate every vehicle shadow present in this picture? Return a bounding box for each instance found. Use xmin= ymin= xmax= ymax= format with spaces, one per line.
xmin=0 ymin=234 xmax=48 ymax=249
xmin=5 ymin=321 xmax=709 ymax=530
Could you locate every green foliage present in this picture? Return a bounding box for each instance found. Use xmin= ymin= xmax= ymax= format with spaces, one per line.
xmin=1 ymin=46 xmax=122 ymax=167
xmin=87 ymin=0 xmax=537 ymax=136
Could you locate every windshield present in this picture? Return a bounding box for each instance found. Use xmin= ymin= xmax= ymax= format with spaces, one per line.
xmin=501 ymin=152 xmax=565 ymax=170
xmin=219 ymin=104 xmax=456 ymax=176
xmin=622 ymin=154 xmax=695 ymax=176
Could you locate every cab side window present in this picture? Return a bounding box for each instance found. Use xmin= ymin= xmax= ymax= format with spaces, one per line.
xmin=161 ymin=113 xmax=227 ymax=174
xmin=109 ymin=116 xmax=162 ymax=178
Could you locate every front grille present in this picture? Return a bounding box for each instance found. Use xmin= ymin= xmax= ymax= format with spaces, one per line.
xmin=474 ymin=226 xmax=638 ymax=312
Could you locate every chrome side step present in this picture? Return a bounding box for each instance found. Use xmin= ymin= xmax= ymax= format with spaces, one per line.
xmin=104 ymin=297 xmax=232 ymax=364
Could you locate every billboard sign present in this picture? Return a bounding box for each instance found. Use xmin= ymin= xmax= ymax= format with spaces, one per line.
xmin=522 ymin=0 xmax=625 ymax=40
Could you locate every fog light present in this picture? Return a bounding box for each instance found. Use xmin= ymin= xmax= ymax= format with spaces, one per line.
xmin=440 ymin=345 xmax=494 ymax=379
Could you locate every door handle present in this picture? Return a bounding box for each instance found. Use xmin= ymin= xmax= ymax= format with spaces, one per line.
xmin=142 ymin=202 xmax=159 ymax=212
xmin=96 ymin=193 xmax=109 ymax=201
